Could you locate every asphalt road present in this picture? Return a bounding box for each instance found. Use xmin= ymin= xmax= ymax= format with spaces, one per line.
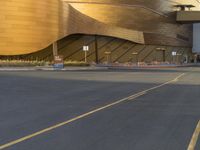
xmin=0 ymin=67 xmax=200 ymax=150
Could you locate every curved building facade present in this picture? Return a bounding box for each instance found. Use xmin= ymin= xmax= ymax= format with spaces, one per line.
xmin=0 ymin=0 xmax=199 ymax=56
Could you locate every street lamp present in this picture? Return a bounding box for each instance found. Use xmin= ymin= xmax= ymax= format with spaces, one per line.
xmin=176 ymin=53 xmax=182 ymax=64
xmin=156 ymin=48 xmax=166 ymax=62
xmin=132 ymin=52 xmax=138 ymax=65
xmin=194 ymin=53 xmax=198 ymax=64
xmin=104 ymin=51 xmax=111 ymax=64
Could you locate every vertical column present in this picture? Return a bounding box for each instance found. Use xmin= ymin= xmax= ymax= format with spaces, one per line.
xmin=94 ymin=35 xmax=99 ymax=64
xmin=163 ymin=50 xmax=166 ymax=62
xmin=53 ymin=41 xmax=58 ymax=57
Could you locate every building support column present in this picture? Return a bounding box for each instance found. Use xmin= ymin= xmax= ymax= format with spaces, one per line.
xmin=94 ymin=35 xmax=99 ymax=64
xmin=163 ymin=50 xmax=166 ymax=62
xmin=53 ymin=41 xmax=58 ymax=57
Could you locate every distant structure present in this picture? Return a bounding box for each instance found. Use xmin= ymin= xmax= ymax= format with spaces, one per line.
xmin=0 ymin=0 xmax=200 ymax=63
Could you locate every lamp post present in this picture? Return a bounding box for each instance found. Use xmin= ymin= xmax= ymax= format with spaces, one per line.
xmin=132 ymin=52 xmax=138 ymax=65
xmin=156 ymin=48 xmax=166 ymax=62
xmin=194 ymin=53 xmax=198 ymax=64
xmin=104 ymin=51 xmax=111 ymax=64
xmin=176 ymin=53 xmax=182 ymax=64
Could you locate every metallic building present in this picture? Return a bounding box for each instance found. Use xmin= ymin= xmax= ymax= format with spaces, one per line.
xmin=0 ymin=0 xmax=199 ymax=56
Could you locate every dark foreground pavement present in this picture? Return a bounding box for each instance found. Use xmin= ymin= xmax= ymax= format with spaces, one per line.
xmin=0 ymin=67 xmax=200 ymax=150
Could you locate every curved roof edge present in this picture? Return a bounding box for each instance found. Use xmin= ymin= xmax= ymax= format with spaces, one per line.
xmin=0 ymin=1 xmax=144 ymax=55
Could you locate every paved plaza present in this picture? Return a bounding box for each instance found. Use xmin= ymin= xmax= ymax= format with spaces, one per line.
xmin=0 ymin=67 xmax=200 ymax=150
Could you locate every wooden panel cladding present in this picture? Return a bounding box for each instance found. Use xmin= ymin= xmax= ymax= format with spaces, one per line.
xmin=0 ymin=0 xmax=199 ymax=55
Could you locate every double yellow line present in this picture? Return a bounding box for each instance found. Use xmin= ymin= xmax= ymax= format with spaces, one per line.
xmin=0 ymin=73 xmax=185 ymax=149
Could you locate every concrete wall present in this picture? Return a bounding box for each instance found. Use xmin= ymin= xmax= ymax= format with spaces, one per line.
xmin=193 ymin=23 xmax=200 ymax=53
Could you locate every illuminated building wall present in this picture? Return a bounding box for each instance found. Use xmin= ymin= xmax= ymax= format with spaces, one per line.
xmin=0 ymin=0 xmax=199 ymax=55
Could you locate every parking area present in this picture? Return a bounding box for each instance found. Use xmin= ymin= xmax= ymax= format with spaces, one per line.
xmin=0 ymin=67 xmax=200 ymax=150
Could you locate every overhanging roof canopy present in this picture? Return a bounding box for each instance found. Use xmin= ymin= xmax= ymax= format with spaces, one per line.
xmin=177 ymin=11 xmax=200 ymax=23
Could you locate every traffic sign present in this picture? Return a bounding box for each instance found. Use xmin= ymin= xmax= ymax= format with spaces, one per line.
xmin=83 ymin=46 xmax=89 ymax=51
xmin=172 ymin=51 xmax=177 ymax=56
xmin=54 ymin=55 xmax=64 ymax=69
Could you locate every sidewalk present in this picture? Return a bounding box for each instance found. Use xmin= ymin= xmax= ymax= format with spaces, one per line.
xmin=98 ymin=63 xmax=199 ymax=69
xmin=0 ymin=63 xmax=199 ymax=71
xmin=0 ymin=66 xmax=108 ymax=71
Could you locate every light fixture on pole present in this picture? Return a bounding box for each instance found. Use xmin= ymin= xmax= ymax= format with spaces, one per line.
xmin=156 ymin=47 xmax=166 ymax=62
xmin=104 ymin=51 xmax=111 ymax=64
xmin=132 ymin=52 xmax=138 ymax=65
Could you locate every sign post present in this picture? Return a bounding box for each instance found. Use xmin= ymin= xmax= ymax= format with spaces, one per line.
xmin=83 ymin=46 xmax=89 ymax=63
xmin=53 ymin=55 xmax=64 ymax=70
xmin=172 ymin=51 xmax=177 ymax=64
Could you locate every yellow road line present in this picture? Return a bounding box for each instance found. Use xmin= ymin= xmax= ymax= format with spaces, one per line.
xmin=188 ymin=120 xmax=200 ymax=150
xmin=0 ymin=73 xmax=185 ymax=150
